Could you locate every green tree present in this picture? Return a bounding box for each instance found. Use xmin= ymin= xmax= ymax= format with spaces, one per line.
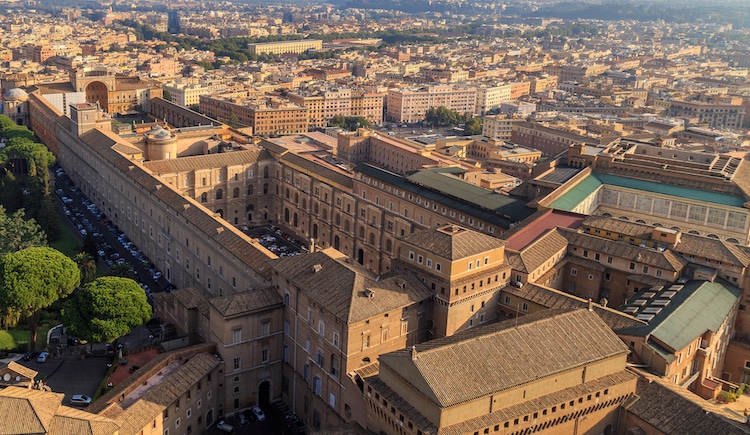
xmin=61 ymin=277 xmax=151 ymax=348
xmin=0 ymin=247 xmax=80 ymax=349
xmin=0 ymin=206 xmax=47 ymax=254
xmin=110 ymin=261 xmax=134 ymax=279
xmin=465 ymin=117 xmax=483 ymax=136
xmin=74 ymin=252 xmax=97 ymax=284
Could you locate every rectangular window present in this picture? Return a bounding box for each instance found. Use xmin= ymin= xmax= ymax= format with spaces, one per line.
xmin=333 ymin=332 xmax=340 ymax=348
xmin=261 ymin=349 xmax=269 ymax=363
xmin=232 ymin=328 xmax=241 ymax=343
xmin=318 ymin=320 xmax=325 ymax=336
xmin=233 ymin=356 xmax=240 ymax=371
xmin=417 ymin=255 xmax=423 ymax=264
xmin=435 ymin=263 xmax=441 ymax=272
xmin=261 ymin=321 xmax=270 ymax=336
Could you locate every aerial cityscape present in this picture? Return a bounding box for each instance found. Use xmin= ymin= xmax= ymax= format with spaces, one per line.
xmin=2 ymin=0 xmax=750 ymax=434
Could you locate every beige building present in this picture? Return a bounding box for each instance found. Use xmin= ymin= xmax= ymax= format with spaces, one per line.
xmin=248 ymin=39 xmax=323 ymax=55
xmin=364 ymin=308 xmax=638 ymax=435
xmin=386 ymin=85 xmax=478 ymax=124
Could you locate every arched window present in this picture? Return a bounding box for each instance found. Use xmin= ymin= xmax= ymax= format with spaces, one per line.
xmin=293 ymin=213 xmax=298 ymax=227
xmin=313 ymin=202 xmax=319 ymax=214
xmin=313 ymin=224 xmax=318 ymax=239
xmin=322 ymin=209 xmax=327 ymax=220
xmin=263 ymin=166 xmax=269 ymax=179
xmin=334 ymin=236 xmax=340 ymax=250
xmin=385 ymin=239 xmax=392 ymax=252
xmin=285 ymin=188 xmax=290 ymax=199
xmin=216 ymin=189 xmax=223 ymax=200
xmin=284 ymin=208 xmax=290 ymax=223
xmin=344 ymin=220 xmax=350 ymax=232
xmin=302 ymin=198 xmax=307 ymax=209
xmin=263 ymin=183 xmax=268 ymax=194
xmin=247 ymin=184 xmax=254 ymax=195
xmin=335 ymin=214 xmax=341 ymax=225
xmin=201 ymin=192 xmax=207 ymax=203
xmin=295 ymin=192 xmax=299 ymax=203
xmin=233 ymin=188 xmax=240 ymax=198
xmin=369 ymin=233 xmax=375 ymax=245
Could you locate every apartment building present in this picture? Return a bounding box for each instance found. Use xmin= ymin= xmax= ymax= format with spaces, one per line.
xmin=386 ymin=85 xmax=477 ymax=124
xmin=163 ymin=80 xmax=224 ymax=108
xmin=200 ymin=95 xmax=308 ymax=135
xmin=477 ymin=83 xmax=511 ymax=115
xmin=665 ymin=99 xmax=746 ymax=129
xmin=70 ymin=66 xmax=162 ymax=115
xmin=481 ymin=114 xmax=521 ymax=141
xmin=287 ymin=88 xmax=385 ymax=129
xmin=247 ymin=39 xmax=323 ymax=55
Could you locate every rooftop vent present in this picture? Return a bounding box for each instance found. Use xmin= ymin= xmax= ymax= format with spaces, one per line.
xmin=364 ymin=288 xmax=375 ymax=299
xmin=312 ymin=264 xmax=323 ymax=273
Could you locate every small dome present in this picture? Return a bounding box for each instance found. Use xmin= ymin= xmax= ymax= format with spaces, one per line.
xmin=154 ymin=130 xmax=171 ymax=139
xmin=3 ymin=88 xmax=28 ymax=101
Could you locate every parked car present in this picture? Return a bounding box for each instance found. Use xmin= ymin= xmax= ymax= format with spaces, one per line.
xmin=250 ymin=405 xmax=266 ymax=422
xmin=216 ymin=420 xmax=234 ymax=433
xmin=70 ymin=394 xmax=92 ymax=407
xmin=237 ymin=412 xmax=248 ymax=425
xmin=36 ymin=352 xmax=49 ymax=363
xmin=22 ymin=351 xmax=38 ymax=361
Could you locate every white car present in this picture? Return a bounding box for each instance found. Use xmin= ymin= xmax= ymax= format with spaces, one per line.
xmin=70 ymin=394 xmax=92 ymax=406
xmin=216 ymin=420 xmax=233 ymax=433
xmin=250 ymin=405 xmax=266 ymax=422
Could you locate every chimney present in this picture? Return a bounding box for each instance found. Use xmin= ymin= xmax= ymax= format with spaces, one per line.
xmin=312 ymin=264 xmax=323 ymax=273
xmin=587 ymin=298 xmax=593 ymax=311
xmin=309 ymin=238 xmax=316 ymax=253
xmin=411 ymin=346 xmax=417 ymax=360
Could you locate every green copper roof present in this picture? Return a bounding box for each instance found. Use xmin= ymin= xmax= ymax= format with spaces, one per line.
xmin=549 ymin=172 xmax=746 ymax=212
xmin=618 ymin=280 xmax=741 ymax=355
xmin=595 ymin=173 xmax=746 ymax=207
xmin=549 ymin=174 xmax=602 ymax=211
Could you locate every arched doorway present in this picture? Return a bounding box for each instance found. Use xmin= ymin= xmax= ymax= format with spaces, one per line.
xmin=258 ymin=380 xmax=271 ymax=407
xmin=357 ymin=248 xmax=364 ymax=265
xmin=85 ymin=81 xmax=109 ymax=110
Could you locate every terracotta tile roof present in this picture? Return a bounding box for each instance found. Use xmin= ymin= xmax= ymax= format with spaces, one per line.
xmin=0 ymin=386 xmax=63 ymax=434
xmin=504 ymin=209 xmax=585 ymax=251
xmin=400 ymin=225 xmax=506 ymax=260
xmin=5 ymin=360 xmax=38 ymax=382
xmin=501 ymin=283 xmax=646 ymax=330
xmin=676 ymin=233 xmax=750 ymax=267
xmin=582 ymin=215 xmax=653 ymax=238
xmin=142 ymin=149 xmax=271 ymax=174
xmin=378 ymin=309 xmax=629 ymax=407
xmin=624 ymin=375 xmax=750 ymax=434
xmin=505 ymin=228 xmax=568 ymax=273
xmin=208 ymin=286 xmax=284 ymax=318
xmin=77 ymin=128 xmax=276 ymax=283
xmin=560 ymin=228 xmax=689 ymax=272
xmin=268 ymin=248 xmax=433 ymax=323
xmin=49 ymin=407 xmax=121 ymax=435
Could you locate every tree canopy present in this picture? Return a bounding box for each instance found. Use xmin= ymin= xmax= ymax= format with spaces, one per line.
xmin=0 ymin=247 xmax=79 ymax=349
xmin=61 ymin=276 xmax=151 ymax=345
xmin=0 ymin=205 xmax=47 ymax=254
xmin=424 ymin=106 xmax=473 ymax=127
xmin=329 ymin=115 xmax=372 ymax=131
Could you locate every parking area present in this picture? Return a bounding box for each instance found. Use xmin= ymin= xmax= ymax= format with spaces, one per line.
xmin=15 ymin=351 xmax=111 ymax=406
xmin=243 ymin=224 xmax=307 ymax=257
xmin=205 ymin=401 xmax=306 ymax=435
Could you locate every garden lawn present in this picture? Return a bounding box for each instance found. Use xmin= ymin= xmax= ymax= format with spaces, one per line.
xmin=0 ymin=326 xmax=51 ymax=351
xmin=49 ymin=220 xmax=80 ymax=258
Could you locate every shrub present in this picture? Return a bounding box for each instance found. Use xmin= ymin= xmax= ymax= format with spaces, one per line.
xmin=718 ymin=390 xmax=735 ymax=403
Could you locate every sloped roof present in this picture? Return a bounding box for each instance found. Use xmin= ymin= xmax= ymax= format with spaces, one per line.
xmin=400 ymin=225 xmax=506 ymax=260
xmin=0 ymin=387 xmax=63 ymax=434
xmin=378 ymin=308 xmax=629 ymax=407
xmin=625 ymin=375 xmax=750 ymax=435
xmin=505 ymin=228 xmax=568 ymax=273
xmin=49 ymin=407 xmax=121 ymax=435
xmin=208 ymin=286 xmax=284 ymax=318
xmin=142 ymin=149 xmax=271 ymax=174
xmin=268 ymin=248 xmax=433 ymax=323
xmin=618 ymin=280 xmax=741 ymax=354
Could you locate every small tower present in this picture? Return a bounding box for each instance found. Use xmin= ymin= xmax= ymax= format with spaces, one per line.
xmin=2 ymin=88 xmax=29 ymax=126
xmin=145 ymin=125 xmax=177 ymax=160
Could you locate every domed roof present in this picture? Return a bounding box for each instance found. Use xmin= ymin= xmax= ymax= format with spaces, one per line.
xmin=3 ymin=88 xmax=28 ymax=101
xmin=154 ymin=130 xmax=171 ymax=139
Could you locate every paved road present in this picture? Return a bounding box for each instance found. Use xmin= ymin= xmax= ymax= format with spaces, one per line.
xmin=16 ymin=351 xmax=111 ymax=405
